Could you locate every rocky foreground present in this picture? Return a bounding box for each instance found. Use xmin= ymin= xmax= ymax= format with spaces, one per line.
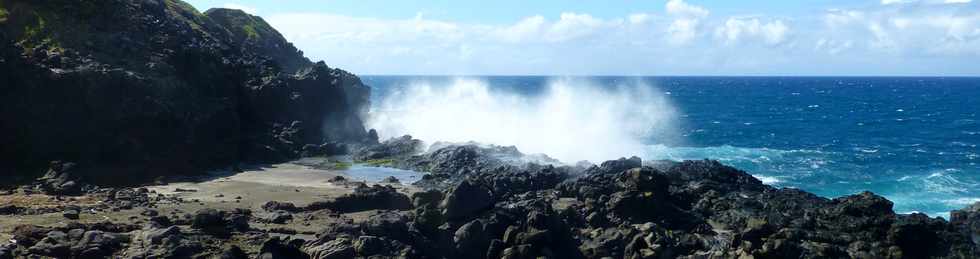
xmin=1 ymin=139 xmax=979 ymax=258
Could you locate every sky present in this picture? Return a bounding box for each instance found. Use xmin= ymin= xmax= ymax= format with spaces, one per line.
xmin=185 ymin=0 xmax=980 ymax=76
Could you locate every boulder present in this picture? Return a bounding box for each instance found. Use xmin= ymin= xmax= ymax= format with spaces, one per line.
xmin=353 ymin=135 xmax=422 ymax=160
xmin=381 ymin=176 xmax=401 ymax=184
xmin=63 ymin=208 xmax=80 ymax=220
xmin=71 ymin=230 xmax=124 ymax=258
xmin=263 ymin=201 xmax=299 ymax=212
xmin=354 ymin=236 xmax=386 ymax=256
xmin=220 ymin=245 xmax=249 ymax=259
xmin=259 ymin=237 xmax=308 ymax=259
xmin=27 ymin=231 xmax=70 ymax=258
xmin=305 ymin=184 xmax=411 ymax=213
xmin=596 ymin=156 xmax=642 ymax=174
xmin=191 ymin=208 xmax=250 ymax=234
xmin=411 ymin=189 xmax=444 ymax=209
xmin=442 ymin=180 xmax=494 ymax=221
xmin=303 ymin=237 xmax=355 ymax=259
xmin=35 ymin=161 xmax=84 ymax=196
xmin=261 ymin=210 xmax=294 ymax=224
xmin=362 ymin=211 xmax=411 ymax=241
xmin=454 ymin=220 xmax=490 ymax=258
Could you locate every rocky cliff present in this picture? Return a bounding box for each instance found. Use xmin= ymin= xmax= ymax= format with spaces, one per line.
xmin=0 ymin=0 xmax=374 ymax=184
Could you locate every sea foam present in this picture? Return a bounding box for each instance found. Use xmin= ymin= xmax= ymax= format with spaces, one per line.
xmin=367 ymin=77 xmax=680 ymax=163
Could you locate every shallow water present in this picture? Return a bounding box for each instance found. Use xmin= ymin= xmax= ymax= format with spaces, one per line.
xmin=364 ymin=76 xmax=980 ymax=218
xmin=344 ymin=165 xmax=422 ymax=184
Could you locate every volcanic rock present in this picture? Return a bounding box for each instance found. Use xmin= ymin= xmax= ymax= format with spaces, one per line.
xmin=442 ymin=180 xmax=494 ymax=221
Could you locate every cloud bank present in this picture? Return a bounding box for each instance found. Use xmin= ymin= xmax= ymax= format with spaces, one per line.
xmin=260 ymin=0 xmax=980 ymax=75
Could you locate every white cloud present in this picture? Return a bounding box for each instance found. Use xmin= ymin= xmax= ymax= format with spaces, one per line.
xmin=882 ymin=0 xmax=973 ymax=4
xmin=492 ymin=16 xmax=545 ymax=43
xmin=545 ymin=13 xmax=608 ymax=42
xmin=818 ymin=4 xmax=980 ymax=56
xmin=666 ymin=0 xmax=709 ymax=17
xmin=664 ymin=0 xmax=710 ymax=45
xmin=223 ymin=3 xmax=258 ymax=15
xmin=628 ymin=13 xmax=652 ymax=25
xmin=714 ymin=17 xmax=791 ymax=46
xmin=258 ymin=1 xmax=980 ymax=75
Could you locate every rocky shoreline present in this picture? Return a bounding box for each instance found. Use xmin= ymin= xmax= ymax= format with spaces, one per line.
xmin=0 ymin=140 xmax=979 ymax=258
xmin=2 ymin=1 xmax=979 ymax=258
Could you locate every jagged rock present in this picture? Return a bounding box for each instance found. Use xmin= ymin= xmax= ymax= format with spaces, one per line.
xmin=354 ymin=135 xmax=422 ymax=160
xmin=191 ymin=208 xmax=250 ymax=234
xmin=220 ymin=245 xmax=249 ymax=259
xmin=412 ymin=189 xmax=444 ymax=209
xmin=951 ymin=202 xmax=980 ymax=246
xmin=260 ymin=237 xmax=309 ymax=259
xmin=381 ymin=176 xmax=401 ymax=184
xmin=303 ymin=237 xmax=354 ymax=259
xmin=28 ymin=231 xmax=70 ymax=258
xmin=353 ymin=236 xmax=386 ymax=256
xmin=596 ymin=156 xmax=642 ymax=174
xmin=442 ymin=180 xmax=494 ymax=221
xmin=260 ymin=210 xmax=294 ymax=224
xmin=35 ymin=161 xmax=84 ymax=195
xmin=71 ymin=230 xmax=124 ymax=258
xmin=263 ymin=201 xmax=299 ymax=212
xmin=454 ymin=219 xmax=490 ymax=258
xmin=11 ymin=225 xmax=50 ymax=247
xmin=125 ymin=226 xmax=202 ymax=258
xmin=305 ymin=184 xmax=411 ymax=213
xmin=362 ymin=211 xmax=412 ymax=241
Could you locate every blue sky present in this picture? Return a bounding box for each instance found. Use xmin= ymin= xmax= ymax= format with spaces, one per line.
xmin=185 ymin=0 xmax=980 ymax=76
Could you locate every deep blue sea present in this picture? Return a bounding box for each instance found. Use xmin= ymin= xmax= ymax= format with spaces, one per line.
xmin=363 ymin=76 xmax=980 ymax=218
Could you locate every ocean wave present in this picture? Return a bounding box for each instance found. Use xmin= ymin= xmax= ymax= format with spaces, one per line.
xmin=368 ymin=77 xmax=680 ymax=163
xmin=943 ymin=197 xmax=980 ymax=206
xmin=642 ymin=144 xmax=827 ymax=163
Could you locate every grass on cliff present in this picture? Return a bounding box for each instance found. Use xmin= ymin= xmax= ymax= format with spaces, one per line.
xmin=18 ymin=10 xmax=64 ymax=53
xmin=204 ymin=8 xmax=277 ymax=41
xmin=164 ymin=0 xmax=220 ymax=38
xmin=0 ymin=7 xmax=8 ymax=22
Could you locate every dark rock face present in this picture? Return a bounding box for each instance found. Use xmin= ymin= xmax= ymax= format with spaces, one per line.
xmin=0 ymin=0 xmax=372 ymax=184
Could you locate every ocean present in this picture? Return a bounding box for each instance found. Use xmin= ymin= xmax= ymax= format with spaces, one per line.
xmin=362 ymin=76 xmax=980 ymax=218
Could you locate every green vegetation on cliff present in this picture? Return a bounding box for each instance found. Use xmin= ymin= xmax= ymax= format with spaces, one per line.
xmin=0 ymin=7 xmax=8 ymax=22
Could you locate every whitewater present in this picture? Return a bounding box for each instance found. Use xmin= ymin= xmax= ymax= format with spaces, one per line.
xmin=363 ymin=76 xmax=980 ymax=218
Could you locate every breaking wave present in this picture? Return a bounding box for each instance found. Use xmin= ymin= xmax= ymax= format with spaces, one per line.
xmin=367 ymin=77 xmax=680 ymax=163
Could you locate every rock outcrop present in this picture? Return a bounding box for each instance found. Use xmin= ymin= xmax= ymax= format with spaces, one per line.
xmin=0 ymin=0 xmax=373 ymax=185
xmin=309 ymin=144 xmax=980 ymax=259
